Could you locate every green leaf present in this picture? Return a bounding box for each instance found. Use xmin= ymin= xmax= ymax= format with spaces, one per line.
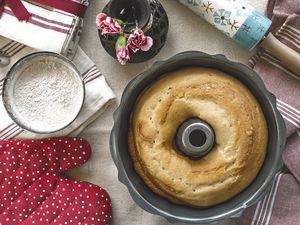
xmin=115 ymin=35 xmax=127 ymax=50
xmin=113 ymin=18 xmax=124 ymax=26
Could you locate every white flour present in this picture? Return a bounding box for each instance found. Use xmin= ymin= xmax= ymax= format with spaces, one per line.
xmin=12 ymin=58 xmax=83 ymax=132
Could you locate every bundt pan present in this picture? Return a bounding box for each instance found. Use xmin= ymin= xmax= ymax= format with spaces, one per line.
xmin=110 ymin=51 xmax=286 ymax=224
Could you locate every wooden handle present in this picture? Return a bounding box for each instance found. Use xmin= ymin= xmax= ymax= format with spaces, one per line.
xmin=261 ymin=33 xmax=300 ymax=77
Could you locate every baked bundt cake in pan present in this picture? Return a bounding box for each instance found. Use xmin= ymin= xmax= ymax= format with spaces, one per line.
xmin=128 ymin=67 xmax=267 ymax=207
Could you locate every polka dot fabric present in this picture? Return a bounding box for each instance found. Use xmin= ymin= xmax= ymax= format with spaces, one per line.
xmin=0 ymin=137 xmax=112 ymax=225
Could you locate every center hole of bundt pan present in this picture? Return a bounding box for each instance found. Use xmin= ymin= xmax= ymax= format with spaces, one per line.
xmin=176 ymin=118 xmax=215 ymax=158
xmin=189 ymin=129 xmax=207 ymax=147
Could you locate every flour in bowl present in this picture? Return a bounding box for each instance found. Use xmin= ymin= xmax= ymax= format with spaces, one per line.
xmin=11 ymin=57 xmax=84 ymax=133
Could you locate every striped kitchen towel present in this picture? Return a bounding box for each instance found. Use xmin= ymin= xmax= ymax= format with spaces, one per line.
xmin=0 ymin=0 xmax=88 ymax=58
xmin=240 ymin=0 xmax=300 ymax=224
xmin=0 ymin=35 xmax=115 ymax=139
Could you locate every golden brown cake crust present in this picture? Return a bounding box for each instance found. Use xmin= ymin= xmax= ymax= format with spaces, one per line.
xmin=129 ymin=67 xmax=268 ymax=207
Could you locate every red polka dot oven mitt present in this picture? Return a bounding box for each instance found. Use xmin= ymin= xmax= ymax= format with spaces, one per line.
xmin=0 ymin=137 xmax=112 ymax=225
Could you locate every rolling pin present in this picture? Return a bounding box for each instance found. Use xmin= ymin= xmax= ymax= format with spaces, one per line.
xmin=178 ymin=0 xmax=300 ymax=77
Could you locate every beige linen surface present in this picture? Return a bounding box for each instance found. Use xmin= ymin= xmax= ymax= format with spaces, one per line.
xmin=66 ymin=0 xmax=267 ymax=224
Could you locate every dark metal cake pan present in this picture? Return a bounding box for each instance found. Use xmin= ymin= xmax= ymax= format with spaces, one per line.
xmin=110 ymin=51 xmax=286 ymax=224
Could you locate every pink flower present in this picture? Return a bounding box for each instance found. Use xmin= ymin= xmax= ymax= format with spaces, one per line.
xmin=96 ymin=13 xmax=123 ymax=35
xmin=127 ymin=29 xmax=153 ymax=53
xmin=116 ymin=46 xmax=130 ymax=65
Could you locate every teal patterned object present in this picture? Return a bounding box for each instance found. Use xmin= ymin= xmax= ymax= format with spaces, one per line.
xmin=233 ymin=9 xmax=272 ymax=49
xmin=177 ymin=0 xmax=272 ymax=49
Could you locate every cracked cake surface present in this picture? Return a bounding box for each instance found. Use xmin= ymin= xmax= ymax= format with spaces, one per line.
xmin=129 ymin=67 xmax=268 ymax=207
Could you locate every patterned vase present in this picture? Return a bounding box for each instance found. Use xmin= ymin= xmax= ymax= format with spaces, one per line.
xmin=99 ymin=0 xmax=169 ymax=63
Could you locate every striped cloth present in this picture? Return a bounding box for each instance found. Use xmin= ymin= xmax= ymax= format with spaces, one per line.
xmin=0 ymin=36 xmax=115 ymax=139
xmin=239 ymin=0 xmax=300 ymax=224
xmin=0 ymin=0 xmax=88 ymax=58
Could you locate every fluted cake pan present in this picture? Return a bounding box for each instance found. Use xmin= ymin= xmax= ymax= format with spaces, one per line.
xmin=110 ymin=51 xmax=286 ymax=224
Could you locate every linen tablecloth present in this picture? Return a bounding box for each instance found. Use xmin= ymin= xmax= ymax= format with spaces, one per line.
xmin=73 ymin=1 xmax=268 ymax=225
xmin=0 ymin=35 xmax=115 ymax=139
xmin=0 ymin=0 xmax=88 ymax=58
xmin=0 ymin=0 xmax=116 ymax=139
xmin=240 ymin=0 xmax=300 ymax=224
xmin=3 ymin=0 xmax=295 ymax=224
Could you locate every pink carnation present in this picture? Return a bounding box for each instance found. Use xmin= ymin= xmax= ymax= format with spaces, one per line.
xmin=116 ymin=46 xmax=130 ymax=65
xmin=96 ymin=13 xmax=123 ymax=35
xmin=127 ymin=29 xmax=153 ymax=53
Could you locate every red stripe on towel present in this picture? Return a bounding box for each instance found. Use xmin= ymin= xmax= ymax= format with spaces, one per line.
xmin=31 ymin=0 xmax=87 ymax=18
xmin=3 ymin=8 xmax=69 ymax=34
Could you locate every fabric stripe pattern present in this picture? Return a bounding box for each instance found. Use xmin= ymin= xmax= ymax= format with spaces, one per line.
xmin=3 ymin=8 xmax=70 ymax=34
xmin=0 ymin=0 xmax=84 ymax=57
xmin=251 ymin=173 xmax=283 ymax=225
xmin=0 ymin=37 xmax=115 ymax=140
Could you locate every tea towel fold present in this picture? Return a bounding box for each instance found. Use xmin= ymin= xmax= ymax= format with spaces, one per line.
xmin=0 ymin=0 xmax=88 ymax=58
xmin=240 ymin=0 xmax=300 ymax=224
xmin=0 ymin=35 xmax=115 ymax=139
